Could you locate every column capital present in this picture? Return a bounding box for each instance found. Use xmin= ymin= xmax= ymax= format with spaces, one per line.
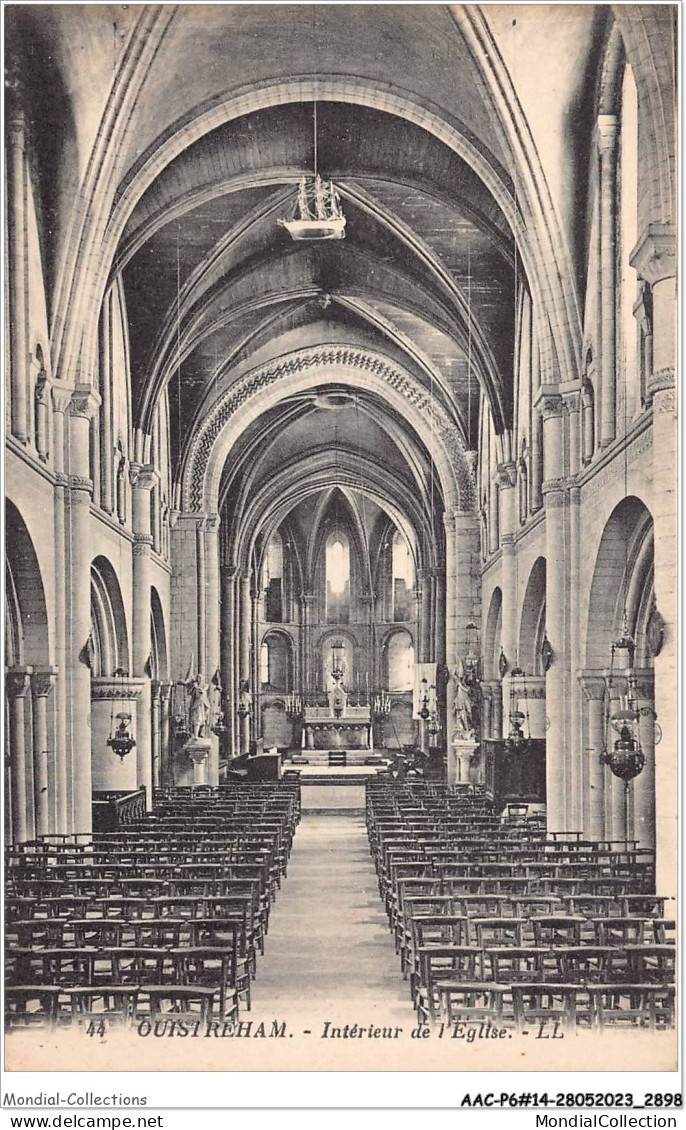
xmin=68 ymin=384 xmax=101 ymax=420
xmin=646 ymin=366 xmax=675 ymax=405
xmin=133 ymin=532 xmax=153 ymax=555
xmin=6 ymin=667 xmax=33 ymax=698
xmin=221 ymin=562 xmax=239 ymax=580
xmin=31 ymin=668 xmax=58 ymax=698
xmin=631 ymin=668 xmax=655 ymax=702
xmin=443 ymin=511 xmax=456 ymax=533
xmin=51 ymin=381 xmax=75 ymax=415
xmin=596 ymin=113 xmax=619 ymax=153
xmin=495 ymin=461 xmax=517 ymax=489
xmin=205 ymin=513 xmax=220 ymax=534
xmin=541 ymin=482 xmax=567 ymax=507
xmin=577 ymin=670 xmax=607 ymax=701
xmin=534 ymin=386 xmax=564 ymax=420
xmin=630 ymin=222 xmax=676 ymax=285
xmin=129 ymin=463 xmax=158 ymax=491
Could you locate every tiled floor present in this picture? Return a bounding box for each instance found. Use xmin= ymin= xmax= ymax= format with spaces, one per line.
xmin=250 ymin=810 xmax=415 ymax=1026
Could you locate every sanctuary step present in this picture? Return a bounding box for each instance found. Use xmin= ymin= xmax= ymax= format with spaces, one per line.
xmin=288 ymin=749 xmax=387 ymax=768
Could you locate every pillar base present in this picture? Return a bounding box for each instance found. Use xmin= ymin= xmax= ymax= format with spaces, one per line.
xmin=184 ymin=737 xmax=212 ymax=785
xmin=448 ymin=738 xmax=480 ymax=786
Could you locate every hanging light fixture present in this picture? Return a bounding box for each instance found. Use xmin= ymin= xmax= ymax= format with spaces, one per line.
xmin=419 ymin=676 xmax=431 ymax=721
xmin=600 ymin=641 xmax=644 ymax=785
xmin=278 ymin=11 xmax=345 ymax=241
xmin=330 ymin=639 xmax=345 ymax=685
xmin=504 ymin=666 xmax=530 ymax=755
xmin=105 ymin=668 xmax=136 ymax=760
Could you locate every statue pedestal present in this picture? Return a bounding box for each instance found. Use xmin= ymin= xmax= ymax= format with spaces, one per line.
xmin=184 ymin=737 xmax=212 ymax=785
xmin=448 ymin=738 xmax=479 ymax=786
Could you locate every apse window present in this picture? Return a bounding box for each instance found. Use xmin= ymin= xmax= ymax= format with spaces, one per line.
xmin=392 ymin=532 xmax=414 ymax=622
xmin=326 ymin=535 xmax=350 ymax=623
xmin=263 ymin=533 xmax=284 ymax=622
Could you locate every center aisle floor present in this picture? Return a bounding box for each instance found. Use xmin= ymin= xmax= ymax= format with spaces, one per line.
xmin=249 ymin=808 xmax=416 ymax=1029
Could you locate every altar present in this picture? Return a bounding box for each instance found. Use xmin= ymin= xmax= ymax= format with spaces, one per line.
xmin=302 ymin=681 xmax=372 ymax=750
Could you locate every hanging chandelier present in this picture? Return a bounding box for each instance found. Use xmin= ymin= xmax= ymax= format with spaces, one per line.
xmin=330 ymin=639 xmax=345 ymax=685
xmin=106 ymin=669 xmax=136 ymax=760
xmin=600 ymin=622 xmax=644 ymax=784
xmin=504 ymin=666 xmax=530 ymax=755
xmin=107 ymin=712 xmax=136 ymax=762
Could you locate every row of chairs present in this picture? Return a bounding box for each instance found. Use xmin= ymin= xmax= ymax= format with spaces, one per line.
xmin=366 ymin=782 xmax=674 ymax=1033
xmin=5 ymin=781 xmax=300 ymax=1032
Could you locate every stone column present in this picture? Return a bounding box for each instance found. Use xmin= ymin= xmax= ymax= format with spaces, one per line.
xmin=150 ymin=680 xmax=161 ymax=790
xmin=488 ymin=479 xmax=499 ymax=554
xmin=51 ymin=384 xmax=71 ymax=834
xmin=98 ymin=290 xmax=114 ymax=513
xmin=418 ymin=569 xmax=432 ymax=662
xmin=6 ymin=668 xmax=31 ymax=843
xmin=220 ymin=564 xmax=237 ymax=758
xmin=34 ymin=369 xmax=50 ymax=463
xmin=496 ymin=463 xmax=517 ymax=669
xmin=130 ymin=463 xmax=158 ymax=811
xmin=159 ymin=682 xmax=172 ymax=788
xmin=530 ymin=411 xmax=543 ymax=512
xmin=7 ymin=89 xmax=28 ymax=444
xmin=537 ymin=389 xmax=567 ymax=833
xmin=434 ymin=569 xmax=446 ymax=667
xmin=195 ymin=518 xmax=207 ymax=679
xmin=68 ymin=387 xmax=101 ymax=837
xmin=204 ymin=516 xmax=220 ymax=784
xmin=251 ymin=587 xmax=261 ymax=740
xmin=31 ymin=669 xmax=56 ymax=838
xmin=631 ymin=223 xmax=676 ymax=893
xmin=480 ymin=682 xmax=492 ymax=740
xmin=490 ymin=679 xmax=503 ymax=740
xmin=597 ymin=115 xmax=619 ymax=447
xmin=579 ymin=673 xmax=606 ymax=841
xmin=632 ymin=669 xmax=656 ymax=853
xmin=564 ymin=388 xmax=583 ymax=832
xmin=239 ymin=575 xmax=252 ymax=753
xmin=443 ymin=512 xmax=457 ymax=680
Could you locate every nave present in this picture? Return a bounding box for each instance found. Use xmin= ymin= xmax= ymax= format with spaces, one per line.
xmin=3 ymin=3 xmax=678 ymax=1072
xmin=5 ymin=780 xmax=675 ymax=1058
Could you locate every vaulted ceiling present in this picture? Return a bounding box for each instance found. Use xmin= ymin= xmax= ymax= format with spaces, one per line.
xmin=7 ymin=3 xmax=606 ymax=551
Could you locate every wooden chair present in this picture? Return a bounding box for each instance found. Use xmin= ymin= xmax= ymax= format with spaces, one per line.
xmin=436 ymin=982 xmax=510 ymax=1026
xmin=187 ymin=919 xmax=250 ymax=1008
xmin=624 ymin=945 xmax=676 ymax=984
xmin=137 ymin=985 xmax=216 ymax=1026
xmin=531 ymin=916 xmax=584 ymax=948
xmin=65 ymin=986 xmax=139 ymax=1029
xmin=589 ymin=984 xmax=675 ymax=1031
xmin=5 ymin=985 xmax=60 ymax=1032
xmin=472 ymin=917 xmax=525 ymax=948
xmin=484 ymin=947 xmax=555 ymax=984
xmin=71 ymin=919 xmax=124 ymax=948
xmin=415 ymin=946 xmax=482 ymax=1023
xmin=175 ymin=947 xmax=239 ymax=1020
xmin=512 ymin=983 xmax=590 ymax=1035
xmin=591 ymin=917 xmax=646 ymax=946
